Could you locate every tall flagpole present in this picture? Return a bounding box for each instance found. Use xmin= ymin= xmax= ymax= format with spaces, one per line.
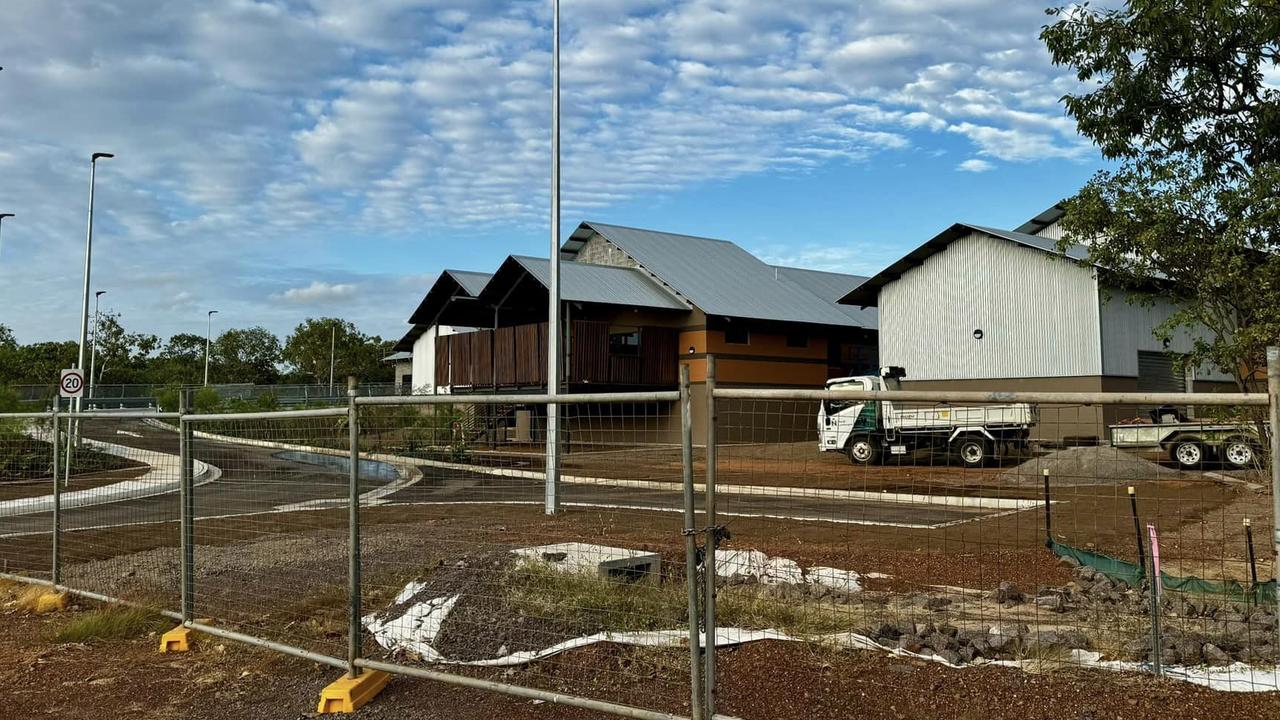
xmin=545 ymin=0 xmax=561 ymax=514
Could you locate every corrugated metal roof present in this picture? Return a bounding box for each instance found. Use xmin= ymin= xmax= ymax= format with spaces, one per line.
xmin=382 ymin=351 xmax=412 ymax=362
xmin=572 ymin=222 xmax=865 ymax=328
xmin=508 ymin=256 xmax=689 ymax=310
xmin=772 ymin=266 xmax=878 ymax=327
xmin=445 ymin=269 xmax=493 ymax=297
xmin=839 ymin=223 xmax=1093 ymax=308
xmin=1013 ymin=204 xmax=1065 ymax=235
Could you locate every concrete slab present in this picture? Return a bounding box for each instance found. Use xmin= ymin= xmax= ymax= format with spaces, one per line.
xmin=513 ymin=542 xmax=661 ymax=583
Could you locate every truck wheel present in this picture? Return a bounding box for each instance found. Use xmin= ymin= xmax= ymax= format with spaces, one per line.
xmin=1169 ymin=438 xmax=1205 ymax=469
xmin=847 ymin=435 xmax=879 ymax=465
xmin=1221 ymin=437 xmax=1258 ymax=469
xmin=954 ymin=437 xmax=989 ymax=468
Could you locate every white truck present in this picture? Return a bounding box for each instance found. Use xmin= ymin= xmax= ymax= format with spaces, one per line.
xmin=1109 ymin=406 xmax=1262 ymax=469
xmin=818 ymin=368 xmax=1037 ymax=467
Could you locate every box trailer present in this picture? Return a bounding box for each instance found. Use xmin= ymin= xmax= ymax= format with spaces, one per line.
xmin=1109 ymin=407 xmax=1262 ymax=469
xmin=818 ymin=368 xmax=1037 ymax=468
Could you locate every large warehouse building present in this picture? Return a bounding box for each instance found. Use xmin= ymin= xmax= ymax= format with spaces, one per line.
xmin=839 ymin=206 xmax=1233 ymax=442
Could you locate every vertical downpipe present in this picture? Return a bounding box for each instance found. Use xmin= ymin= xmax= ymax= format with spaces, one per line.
xmin=347 ymin=376 xmax=362 ymax=678
xmin=679 ymin=365 xmax=704 ymax=720
xmin=702 ymin=356 xmax=718 ymax=717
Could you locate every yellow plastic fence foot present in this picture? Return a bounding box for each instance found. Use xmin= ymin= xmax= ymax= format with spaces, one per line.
xmin=33 ymin=592 xmax=68 ymax=614
xmin=316 ymin=670 xmax=391 ymax=714
xmin=159 ymin=626 xmax=193 ymax=653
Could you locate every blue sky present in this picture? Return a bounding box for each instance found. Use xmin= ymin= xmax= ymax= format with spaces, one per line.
xmin=0 ymin=0 xmax=1103 ymax=344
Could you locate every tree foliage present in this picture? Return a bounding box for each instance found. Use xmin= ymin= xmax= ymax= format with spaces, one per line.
xmin=211 ymin=326 xmax=283 ymax=385
xmin=283 ymin=317 xmax=394 ymax=384
xmin=1041 ymin=1 xmax=1280 ymax=390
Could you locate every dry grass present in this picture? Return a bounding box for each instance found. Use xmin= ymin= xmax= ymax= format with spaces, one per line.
xmin=12 ymin=584 xmax=52 ymax=613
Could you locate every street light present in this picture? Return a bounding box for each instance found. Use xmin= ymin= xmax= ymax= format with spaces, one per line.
xmin=74 ymin=152 xmax=114 ymax=420
xmin=204 ymin=310 xmax=218 ymax=386
xmin=546 ymin=0 xmax=562 ymax=515
xmin=88 ymin=290 xmax=106 ymax=409
xmin=0 ymin=213 xmax=13 ymax=259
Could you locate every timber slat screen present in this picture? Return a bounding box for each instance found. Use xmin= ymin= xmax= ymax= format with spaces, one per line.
xmin=434 ymin=321 xmax=677 ymax=389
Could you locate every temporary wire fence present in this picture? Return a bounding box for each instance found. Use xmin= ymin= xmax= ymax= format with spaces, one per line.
xmin=0 ymin=363 xmax=1279 ymax=719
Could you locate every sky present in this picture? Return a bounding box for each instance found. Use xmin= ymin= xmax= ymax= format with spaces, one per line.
xmin=0 ymin=0 xmax=1104 ymax=345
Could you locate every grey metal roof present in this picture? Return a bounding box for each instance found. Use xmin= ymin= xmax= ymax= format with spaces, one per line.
xmin=839 ymin=222 xmax=1093 ymax=308
xmin=508 ymin=256 xmax=689 ymax=310
xmin=772 ymin=266 xmax=878 ymax=328
xmin=1013 ymin=204 xmax=1066 ymax=235
xmin=568 ymin=222 xmax=865 ymax=328
xmin=446 ymin=269 xmax=493 ymax=297
xmin=382 ymin=351 xmax=412 ymax=362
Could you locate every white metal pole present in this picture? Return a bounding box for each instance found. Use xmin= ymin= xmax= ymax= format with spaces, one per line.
xmin=545 ymin=0 xmax=562 ymax=515
xmin=73 ymin=153 xmax=111 ymax=446
xmin=1266 ymin=346 xmax=1280 ymax=651
xmin=0 ymin=213 xmax=12 ymax=260
xmin=329 ymin=324 xmax=336 ymax=397
xmin=88 ymin=291 xmax=104 ymax=409
xmin=204 ymin=310 xmax=217 ymax=386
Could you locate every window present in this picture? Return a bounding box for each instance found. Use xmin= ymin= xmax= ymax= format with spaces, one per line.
xmin=724 ymin=326 xmax=749 ymax=345
xmin=786 ymin=331 xmax=808 ymax=348
xmin=609 ymin=329 xmax=641 ymax=356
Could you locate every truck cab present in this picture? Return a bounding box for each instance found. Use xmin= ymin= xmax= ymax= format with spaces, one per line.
xmin=818 ymin=367 xmax=1035 ymax=468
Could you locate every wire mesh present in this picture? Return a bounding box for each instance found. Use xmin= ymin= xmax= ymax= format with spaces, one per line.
xmin=185 ymin=408 xmax=353 ymax=663
xmin=708 ymin=389 xmax=1279 ymax=719
xmin=0 ymin=413 xmax=57 ymax=581
xmin=357 ymin=396 xmax=697 ymax=716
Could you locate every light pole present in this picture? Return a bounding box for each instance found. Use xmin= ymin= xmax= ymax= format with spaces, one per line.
xmin=88 ymin=290 xmax=106 ymax=409
xmin=545 ymin=0 xmax=562 ymax=515
xmin=204 ymin=310 xmax=218 ymax=386
xmin=0 ymin=213 xmax=13 ymax=259
xmin=329 ymin=323 xmax=336 ymax=398
xmin=72 ymin=152 xmax=113 ymax=451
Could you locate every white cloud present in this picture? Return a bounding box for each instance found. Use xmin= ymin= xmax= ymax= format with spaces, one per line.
xmin=957 ymin=158 xmax=995 ymax=172
xmin=0 ymin=0 xmax=1096 ymax=341
xmin=276 ymin=281 xmax=358 ymax=305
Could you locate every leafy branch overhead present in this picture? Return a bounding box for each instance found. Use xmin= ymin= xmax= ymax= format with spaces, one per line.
xmin=1042 ymin=1 xmax=1280 ymax=390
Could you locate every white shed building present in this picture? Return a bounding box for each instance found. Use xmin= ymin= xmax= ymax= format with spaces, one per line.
xmin=840 ymin=208 xmax=1232 ymax=441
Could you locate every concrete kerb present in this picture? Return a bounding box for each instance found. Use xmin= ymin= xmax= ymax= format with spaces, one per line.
xmin=0 ymin=427 xmax=221 ymax=518
xmin=142 ymin=420 xmax=1036 ymax=513
xmin=142 ymin=419 xmax=423 ymax=507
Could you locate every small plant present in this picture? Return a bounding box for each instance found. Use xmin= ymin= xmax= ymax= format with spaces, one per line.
xmin=52 ymin=606 xmax=167 ymax=643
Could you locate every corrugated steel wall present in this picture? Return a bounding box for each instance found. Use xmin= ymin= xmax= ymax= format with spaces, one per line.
xmin=1098 ymin=292 xmax=1233 ymax=382
xmin=1033 ymin=219 xmax=1064 ymax=241
xmin=879 ymin=231 xmax=1102 ymax=380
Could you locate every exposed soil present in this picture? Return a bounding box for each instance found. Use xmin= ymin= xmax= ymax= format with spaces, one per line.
xmin=2 ymin=590 xmax=1278 ymax=720
xmin=0 ymin=465 xmax=150 ymax=501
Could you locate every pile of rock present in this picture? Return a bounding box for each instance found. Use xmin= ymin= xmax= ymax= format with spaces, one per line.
xmin=864 ymin=621 xmax=1091 ymax=665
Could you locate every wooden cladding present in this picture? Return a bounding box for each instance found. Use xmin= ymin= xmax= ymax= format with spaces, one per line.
xmin=435 ymin=320 xmax=676 ymax=388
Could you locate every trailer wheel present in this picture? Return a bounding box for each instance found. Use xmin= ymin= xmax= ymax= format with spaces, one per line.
xmin=953 ymin=437 xmax=989 ymax=468
xmin=1221 ymin=437 xmax=1258 ymax=469
xmin=1169 ymin=438 xmax=1205 ymax=469
xmin=847 ymin=435 xmax=879 ymax=465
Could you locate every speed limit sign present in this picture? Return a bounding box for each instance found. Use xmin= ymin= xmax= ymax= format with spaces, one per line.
xmin=59 ymin=368 xmax=85 ymax=398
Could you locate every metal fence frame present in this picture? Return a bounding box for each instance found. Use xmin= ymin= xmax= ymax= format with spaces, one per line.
xmin=2 ymin=349 xmax=1280 ymax=720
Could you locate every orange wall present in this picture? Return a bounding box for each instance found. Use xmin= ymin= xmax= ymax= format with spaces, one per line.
xmin=678 ymin=328 xmax=831 ymax=386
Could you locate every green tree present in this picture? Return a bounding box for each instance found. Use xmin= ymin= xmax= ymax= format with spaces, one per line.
xmin=90 ymin=311 xmax=161 ymax=384
xmin=283 ymin=317 xmax=395 ymax=384
xmin=150 ymin=333 xmax=208 ymax=385
xmin=1042 ymin=1 xmax=1280 ymax=391
xmin=212 ymin=327 xmax=282 ymax=385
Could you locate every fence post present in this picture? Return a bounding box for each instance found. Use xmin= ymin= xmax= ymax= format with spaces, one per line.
xmin=347 ymin=376 xmax=363 ymax=678
xmin=179 ymin=391 xmax=194 ymax=622
xmin=678 ymin=365 xmax=705 ymax=720
xmin=51 ymin=405 xmax=61 ymax=586
xmin=1266 ymin=346 xmax=1280 ymax=651
xmin=702 ymin=356 xmax=718 ymax=718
